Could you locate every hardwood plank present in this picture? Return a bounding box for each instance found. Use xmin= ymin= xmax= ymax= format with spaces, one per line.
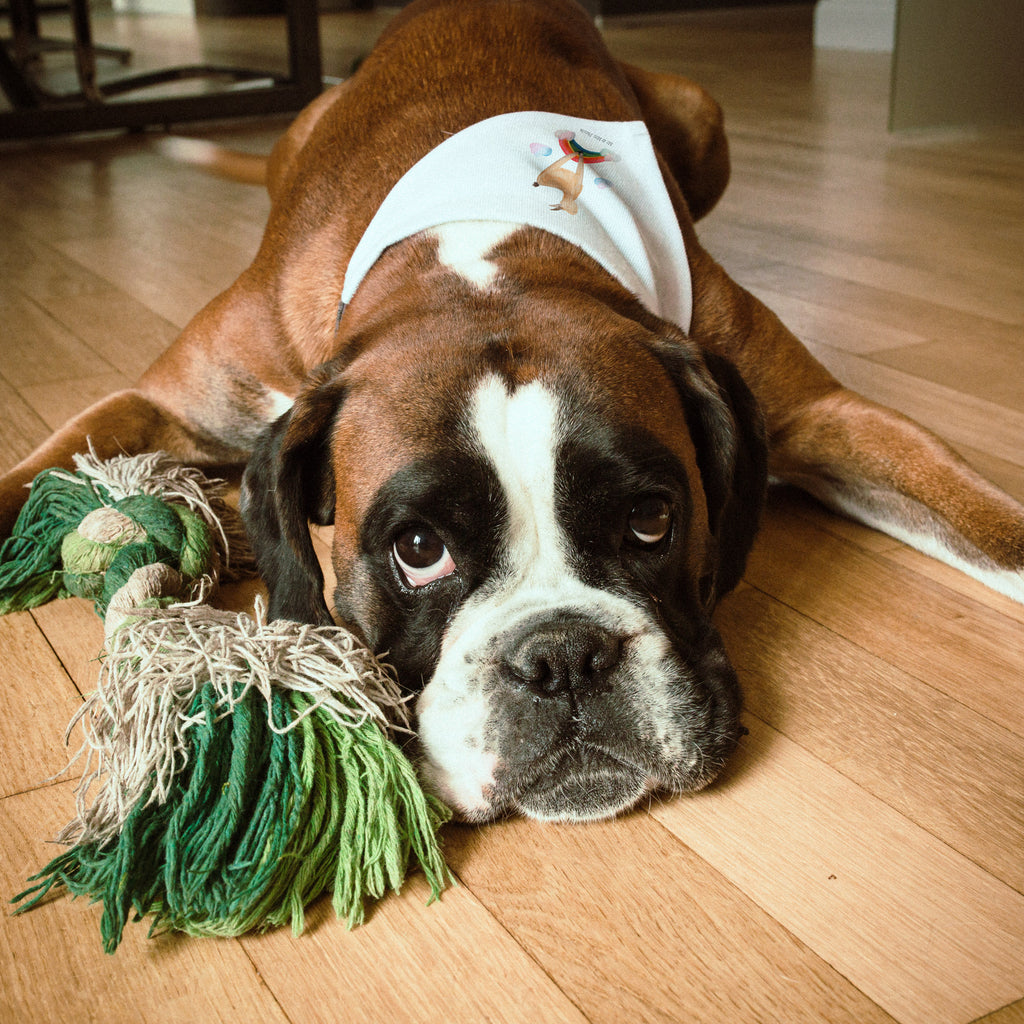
xmin=0 ymin=147 xmax=266 ymax=331
xmin=973 ymin=1001 xmax=1024 ymax=1024
xmin=54 ymin=223 xmax=254 ymax=332
xmin=706 ymin=129 xmax=1024 ymax=315
xmin=11 ymin=261 xmax=176 ymax=378
xmin=0 ymin=288 xmax=114 ymax=390
xmin=715 ymin=586 xmax=1024 ymax=890
xmin=883 ymin=139 xmax=1024 ymax=212
xmin=742 ymin=505 xmax=1024 ymax=735
xmin=240 ymin=874 xmax=590 ymax=1024
xmin=0 ymin=152 xmax=106 ymax=245
xmin=0 ymin=137 xmax=267 ymax=251
xmin=716 ymin=160 xmax=1022 ymax=283
xmin=871 ymin=337 xmax=1024 ymax=412
xmin=743 ymin=283 xmax=931 ymax=355
xmin=0 ymin=376 xmax=49 ymax=472
xmin=444 ymin=814 xmax=896 ymax=1024
xmin=766 ymin=485 xmax=905 ymax=554
xmin=717 ymin=260 xmax=1024 ymax=365
xmin=0 ymin=613 xmax=83 ymax=797
xmin=702 ymin=217 xmax=1022 ymax=327
xmin=19 ymin=373 xmax=131 ymax=431
xmin=30 ymin=598 xmax=106 ymax=696
xmin=652 ymin=717 xmax=1024 ymax=1024
xmin=1 ymin=782 xmax=291 ymax=1024
xmin=311 ymin=523 xmax=336 ymax=597
xmin=0 ymin=216 xmax=178 ymax=376
xmin=879 ymin=543 xmax=1024 ymax=625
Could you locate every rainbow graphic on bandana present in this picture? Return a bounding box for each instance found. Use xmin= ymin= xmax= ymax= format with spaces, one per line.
xmin=557 ymin=135 xmax=610 ymax=164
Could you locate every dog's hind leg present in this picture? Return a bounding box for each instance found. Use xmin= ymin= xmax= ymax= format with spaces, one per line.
xmin=768 ymin=386 xmax=1024 ymax=602
xmin=620 ymin=62 xmax=731 ymax=222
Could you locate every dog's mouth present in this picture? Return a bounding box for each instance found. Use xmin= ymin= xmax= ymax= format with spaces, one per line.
xmin=410 ymin=731 xmax=660 ymax=824
xmin=415 ymin=702 xmax=739 ymax=824
xmin=423 ymin=724 xmax=737 ymax=824
xmin=502 ymin=743 xmax=654 ymax=822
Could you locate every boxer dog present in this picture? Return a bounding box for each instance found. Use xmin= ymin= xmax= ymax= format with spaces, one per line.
xmin=2 ymin=0 xmax=1022 ymax=823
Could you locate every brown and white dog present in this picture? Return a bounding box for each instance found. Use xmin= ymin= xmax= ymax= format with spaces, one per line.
xmin=2 ymin=0 xmax=1022 ymax=822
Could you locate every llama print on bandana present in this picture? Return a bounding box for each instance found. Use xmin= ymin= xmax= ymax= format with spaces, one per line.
xmin=532 ymin=131 xmax=619 ymax=214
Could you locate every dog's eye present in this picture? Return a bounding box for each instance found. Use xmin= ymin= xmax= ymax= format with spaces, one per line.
xmin=626 ymin=496 xmax=672 ymax=547
xmin=393 ymin=527 xmax=456 ymax=587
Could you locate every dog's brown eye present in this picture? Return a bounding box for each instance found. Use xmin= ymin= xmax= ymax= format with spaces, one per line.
xmin=393 ymin=527 xmax=456 ymax=587
xmin=627 ymin=496 xmax=672 ymax=547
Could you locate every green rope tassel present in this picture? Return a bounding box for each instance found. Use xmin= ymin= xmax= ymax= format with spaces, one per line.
xmin=12 ymin=605 xmax=451 ymax=953
xmin=14 ymin=690 xmax=449 ymax=952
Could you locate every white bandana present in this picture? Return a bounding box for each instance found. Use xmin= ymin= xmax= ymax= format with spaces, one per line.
xmin=341 ymin=111 xmax=692 ymax=332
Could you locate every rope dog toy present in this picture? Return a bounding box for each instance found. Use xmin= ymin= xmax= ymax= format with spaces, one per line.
xmin=1 ymin=449 xmax=450 ymax=953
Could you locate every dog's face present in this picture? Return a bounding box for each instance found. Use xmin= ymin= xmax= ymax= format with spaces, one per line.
xmin=241 ymin=302 xmax=766 ymax=821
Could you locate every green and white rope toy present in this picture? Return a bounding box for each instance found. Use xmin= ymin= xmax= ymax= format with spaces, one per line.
xmin=1 ymin=448 xmax=450 ymax=953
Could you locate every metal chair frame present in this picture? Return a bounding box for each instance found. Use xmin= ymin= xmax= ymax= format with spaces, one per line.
xmin=0 ymin=0 xmax=322 ymax=138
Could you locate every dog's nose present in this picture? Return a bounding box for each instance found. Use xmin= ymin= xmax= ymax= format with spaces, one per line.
xmin=505 ymin=619 xmax=621 ymax=697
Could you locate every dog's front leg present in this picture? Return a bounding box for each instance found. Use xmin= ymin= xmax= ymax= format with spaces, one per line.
xmin=0 ymin=389 xmax=229 ymax=538
xmin=0 ymin=274 xmax=290 ymax=539
xmin=686 ymin=259 xmax=1024 ymax=603
xmin=768 ymin=386 xmax=1024 ymax=602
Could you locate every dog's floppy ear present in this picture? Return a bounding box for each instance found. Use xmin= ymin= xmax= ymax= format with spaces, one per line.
xmin=240 ymin=361 xmax=345 ymax=625
xmin=651 ymin=341 xmax=768 ymax=605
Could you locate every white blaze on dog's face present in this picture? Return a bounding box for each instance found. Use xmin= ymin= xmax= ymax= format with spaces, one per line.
xmin=404 ymin=372 xmax=743 ymax=822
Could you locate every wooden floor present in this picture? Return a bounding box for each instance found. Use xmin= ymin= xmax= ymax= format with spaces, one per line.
xmin=2 ymin=6 xmax=1023 ymax=1023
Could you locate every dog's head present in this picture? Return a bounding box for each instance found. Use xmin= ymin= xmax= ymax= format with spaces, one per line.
xmin=241 ymin=301 xmax=766 ymax=821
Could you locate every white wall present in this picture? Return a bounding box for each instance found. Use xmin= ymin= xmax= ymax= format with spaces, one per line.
xmin=813 ymin=0 xmax=896 ymax=51
xmin=112 ymin=0 xmax=192 ymax=13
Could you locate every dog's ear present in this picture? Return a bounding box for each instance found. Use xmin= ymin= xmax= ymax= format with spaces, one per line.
xmin=240 ymin=361 xmax=345 ymax=625
xmin=650 ymin=341 xmax=768 ymax=606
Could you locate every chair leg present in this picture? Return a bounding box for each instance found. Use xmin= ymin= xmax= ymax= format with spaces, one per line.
xmin=67 ymin=0 xmax=101 ymax=102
